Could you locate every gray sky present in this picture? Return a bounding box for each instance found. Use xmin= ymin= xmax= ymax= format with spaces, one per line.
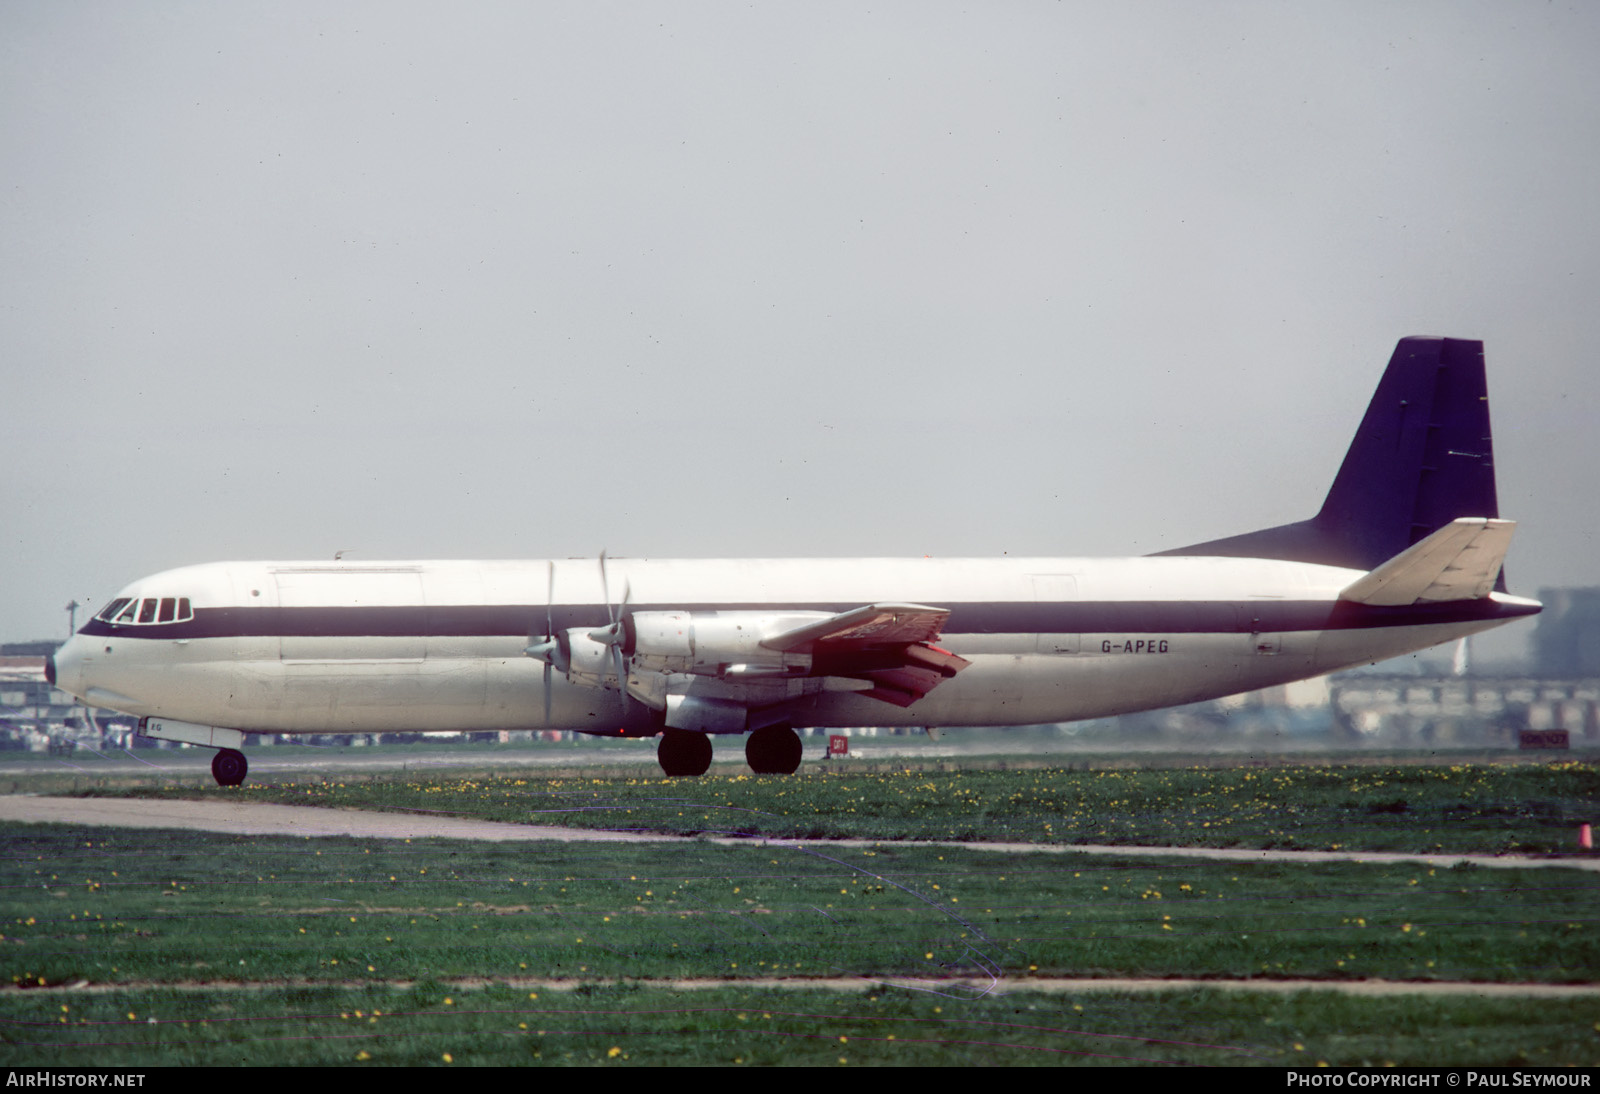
xmin=3 ymin=1 xmax=1596 ymax=658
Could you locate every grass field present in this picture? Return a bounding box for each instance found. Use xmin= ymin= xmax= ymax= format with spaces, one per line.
xmin=3 ymin=759 xmax=1598 ymax=1066
xmin=2 ymin=816 xmax=1598 ymax=1066
xmin=76 ymin=758 xmax=1600 ymax=854
xmin=4 ymin=981 xmax=1597 ymax=1067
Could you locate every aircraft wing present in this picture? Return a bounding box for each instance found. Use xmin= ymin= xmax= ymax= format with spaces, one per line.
xmin=761 ymin=603 xmax=971 ymax=708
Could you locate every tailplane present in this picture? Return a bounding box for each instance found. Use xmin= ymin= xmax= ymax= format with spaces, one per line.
xmin=1158 ymin=336 xmax=1501 ymax=577
xmin=1338 ymin=517 xmax=1515 ymax=605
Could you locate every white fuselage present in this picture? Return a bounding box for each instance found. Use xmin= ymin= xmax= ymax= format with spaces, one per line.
xmin=49 ymin=555 xmax=1537 ymax=737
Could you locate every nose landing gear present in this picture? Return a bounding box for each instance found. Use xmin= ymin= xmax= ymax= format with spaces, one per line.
xmin=137 ymin=718 xmax=250 ymax=787
xmin=210 ymin=748 xmax=248 ymax=787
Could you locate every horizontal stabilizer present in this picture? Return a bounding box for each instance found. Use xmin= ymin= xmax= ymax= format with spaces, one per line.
xmin=1338 ymin=518 xmax=1516 ymax=606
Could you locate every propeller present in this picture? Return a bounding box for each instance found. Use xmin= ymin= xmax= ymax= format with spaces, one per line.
xmin=525 ymin=552 xmax=632 ymax=719
xmin=587 ymin=550 xmax=631 ymax=714
xmin=523 ymin=560 xmax=566 ymax=725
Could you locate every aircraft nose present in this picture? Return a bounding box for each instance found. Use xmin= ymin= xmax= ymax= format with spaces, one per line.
xmin=49 ymin=640 xmax=85 ymax=700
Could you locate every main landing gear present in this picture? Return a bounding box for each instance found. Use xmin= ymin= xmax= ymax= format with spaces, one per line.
xmin=654 ymin=724 xmax=805 ymax=778
xmin=745 ymin=723 xmax=803 ymax=775
xmin=657 ymin=729 xmax=713 ymax=777
xmin=211 ymin=748 xmax=248 ymax=787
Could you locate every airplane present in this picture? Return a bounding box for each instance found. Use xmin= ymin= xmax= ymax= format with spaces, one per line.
xmin=47 ymin=336 xmax=1540 ymax=786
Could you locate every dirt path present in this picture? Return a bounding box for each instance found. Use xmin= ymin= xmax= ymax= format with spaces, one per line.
xmin=2 ymin=794 xmax=1596 ymax=872
xmin=0 ymin=794 xmax=684 ymax=841
xmin=5 ymin=973 xmax=1596 ymax=999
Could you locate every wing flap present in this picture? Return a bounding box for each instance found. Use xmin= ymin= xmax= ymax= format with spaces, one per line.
xmin=1339 ymin=518 xmax=1516 ymax=606
xmin=760 ymin=603 xmax=952 ymax=652
xmin=860 ymin=667 xmax=944 ymax=707
xmin=760 ymin=603 xmax=970 ymax=708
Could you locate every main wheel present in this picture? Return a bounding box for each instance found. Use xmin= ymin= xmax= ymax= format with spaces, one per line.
xmin=657 ymin=729 xmax=713 ymax=777
xmin=745 ymin=723 xmax=803 ymax=775
xmin=211 ymin=748 xmax=248 ymax=787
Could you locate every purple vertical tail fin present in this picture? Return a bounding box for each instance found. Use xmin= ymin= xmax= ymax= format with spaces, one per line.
xmin=1157 ymin=337 xmax=1501 ymax=578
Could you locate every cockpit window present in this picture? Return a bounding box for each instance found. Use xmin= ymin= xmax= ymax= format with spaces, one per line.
xmin=103 ymin=596 xmax=195 ymax=626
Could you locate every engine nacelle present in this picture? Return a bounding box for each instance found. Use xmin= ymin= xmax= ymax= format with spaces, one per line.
xmin=630 ymin=611 xmax=821 ymax=675
xmin=563 ymin=629 xmax=622 ymax=690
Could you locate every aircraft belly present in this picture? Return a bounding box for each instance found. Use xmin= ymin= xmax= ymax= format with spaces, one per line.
xmin=182 ymin=655 xmax=623 ymax=735
xmin=794 ymin=633 xmax=1254 ymax=726
xmin=1017 ymin=633 xmax=1250 ymax=721
xmin=1308 ymin=618 xmax=1511 ymax=677
xmin=272 ymin=659 xmax=489 ymax=732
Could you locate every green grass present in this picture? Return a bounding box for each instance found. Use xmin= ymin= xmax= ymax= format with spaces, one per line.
xmin=78 ymin=760 xmax=1600 ymax=854
xmin=6 ymin=761 xmax=1600 ymax=1066
xmin=2 ymin=826 xmax=1595 ymax=990
xmin=4 ymin=981 xmax=1597 ymax=1067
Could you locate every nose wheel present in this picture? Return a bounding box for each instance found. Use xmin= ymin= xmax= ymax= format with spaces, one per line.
xmin=211 ymin=748 xmax=248 ymax=787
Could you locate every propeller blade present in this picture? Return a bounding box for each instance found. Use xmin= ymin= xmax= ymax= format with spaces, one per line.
xmin=594 ymin=549 xmax=630 ymax=714
xmin=543 ymin=662 xmax=552 ymax=726
xmin=588 ymin=561 xmax=632 ymax=648
xmin=528 ymin=560 xmax=569 ymax=679
xmin=612 ymin=644 xmax=628 ymax=714
xmin=546 ymin=560 xmax=555 ymax=643
xmin=598 ymin=550 xmax=613 ymax=625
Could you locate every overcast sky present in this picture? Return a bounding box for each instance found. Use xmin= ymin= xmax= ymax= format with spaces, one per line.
xmin=3 ymin=1 xmax=1596 ymax=658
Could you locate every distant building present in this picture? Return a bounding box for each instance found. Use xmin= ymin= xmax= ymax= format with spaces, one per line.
xmin=1330 ymin=674 xmax=1598 ymax=745
xmin=0 ymin=653 xmax=86 ymax=748
xmin=0 ymin=641 xmax=59 ymax=657
xmin=1534 ymin=588 xmax=1600 ymax=677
